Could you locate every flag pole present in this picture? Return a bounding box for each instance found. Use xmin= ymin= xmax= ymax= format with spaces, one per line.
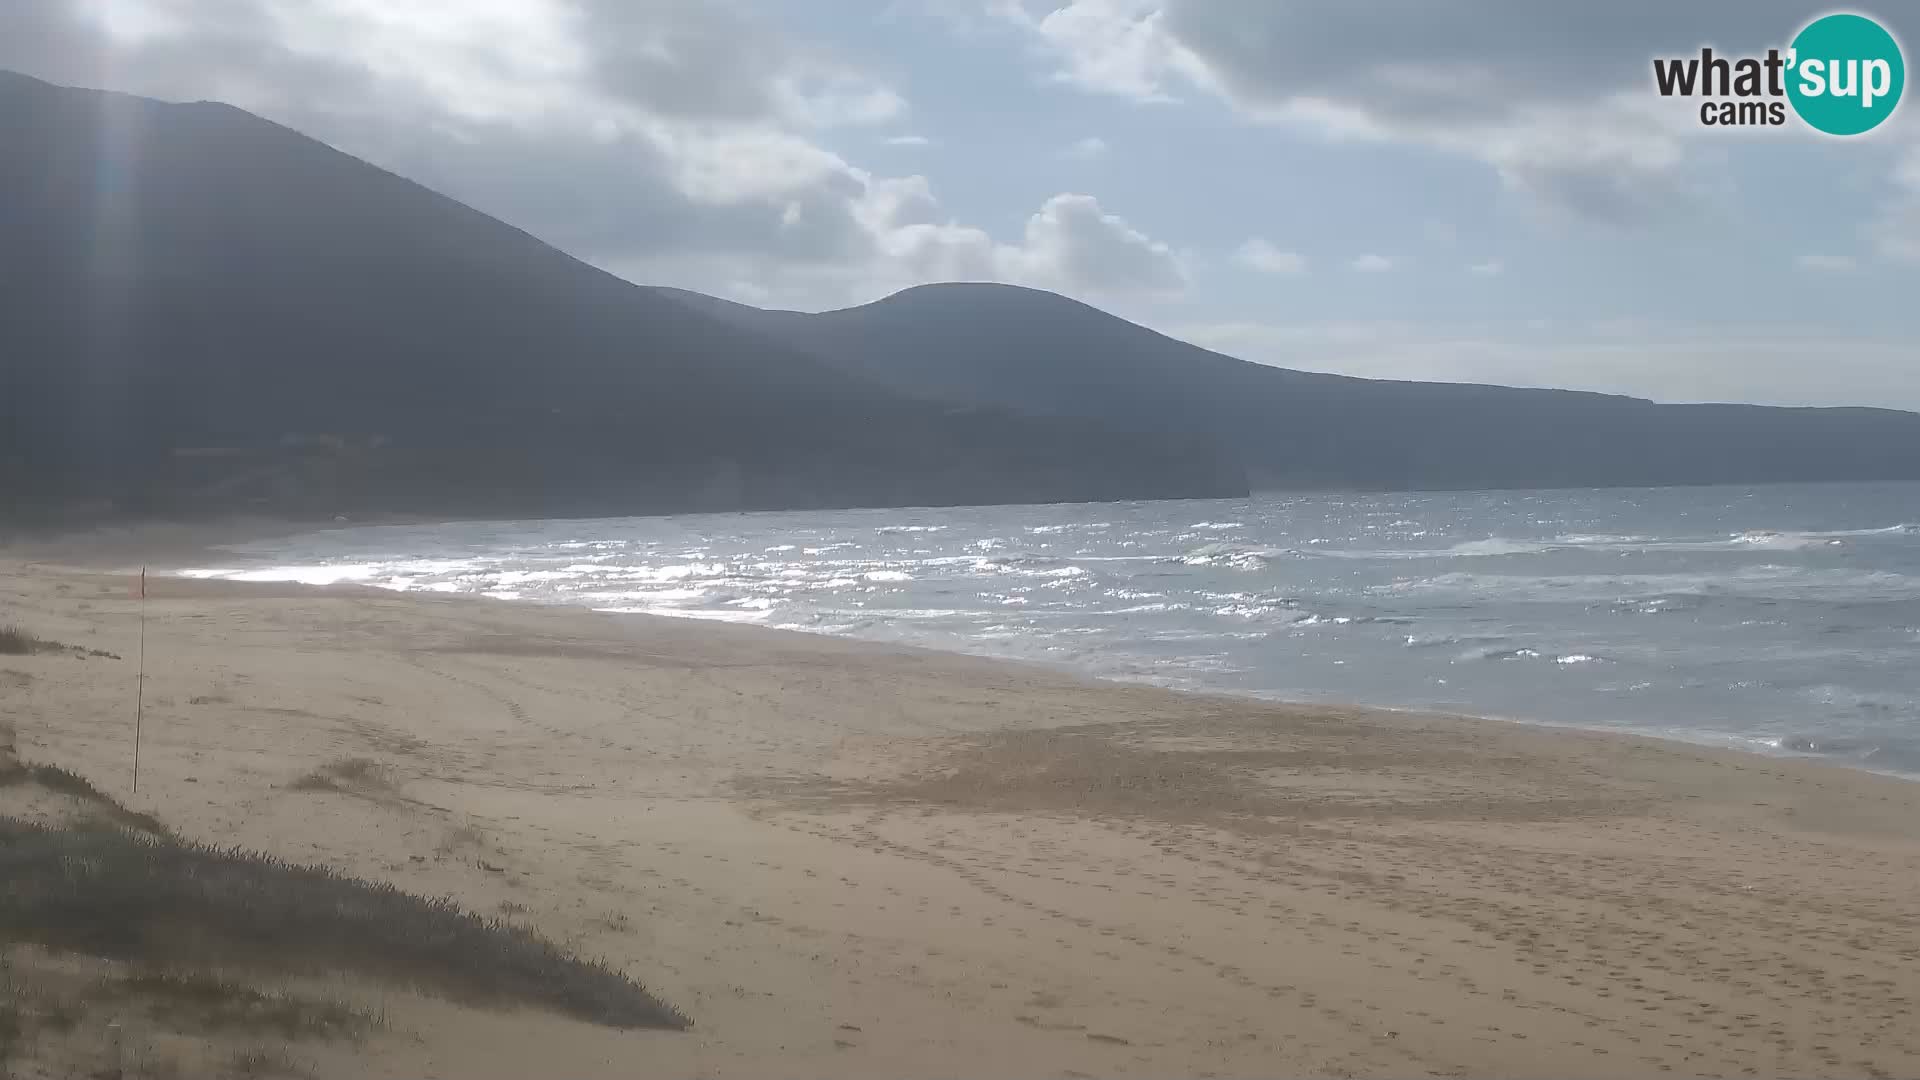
xmin=133 ymin=566 xmax=146 ymax=795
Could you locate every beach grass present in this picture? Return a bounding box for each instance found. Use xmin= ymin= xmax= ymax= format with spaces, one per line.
xmin=0 ymin=818 xmax=688 ymax=1031
xmin=0 ymin=624 xmax=60 ymax=655
xmin=0 ymin=762 xmax=171 ymax=836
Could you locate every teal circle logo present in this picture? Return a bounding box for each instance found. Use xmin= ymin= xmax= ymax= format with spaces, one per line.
xmin=1786 ymin=13 xmax=1905 ymax=135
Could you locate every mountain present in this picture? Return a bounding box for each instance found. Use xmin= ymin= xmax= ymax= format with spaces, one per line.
xmin=658 ymin=283 xmax=1920 ymax=491
xmin=0 ymin=71 xmax=1244 ymax=522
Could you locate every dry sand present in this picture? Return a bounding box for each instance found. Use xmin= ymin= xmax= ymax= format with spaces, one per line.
xmin=3 ymin=552 xmax=1918 ymax=1079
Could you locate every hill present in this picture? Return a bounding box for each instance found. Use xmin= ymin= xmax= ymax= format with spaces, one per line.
xmin=659 ymin=282 xmax=1920 ymax=491
xmin=0 ymin=71 xmax=1244 ymax=522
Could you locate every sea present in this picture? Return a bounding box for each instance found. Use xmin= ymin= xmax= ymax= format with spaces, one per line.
xmin=179 ymin=482 xmax=1920 ymax=777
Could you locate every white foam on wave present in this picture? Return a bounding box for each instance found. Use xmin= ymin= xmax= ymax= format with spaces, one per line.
xmin=490 ymin=569 xmax=589 ymax=586
xmin=1457 ymin=645 xmax=1542 ymax=661
xmin=1180 ymin=542 xmax=1270 ymax=570
xmin=182 ymin=563 xmax=382 ymax=586
xmin=1108 ymin=602 xmax=1192 ymax=614
xmin=593 ymin=605 xmax=771 ymax=624
xmin=1446 ymin=537 xmax=1562 ymax=557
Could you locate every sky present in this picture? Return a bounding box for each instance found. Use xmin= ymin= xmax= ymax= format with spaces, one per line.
xmin=4 ymin=1 xmax=1919 ymax=409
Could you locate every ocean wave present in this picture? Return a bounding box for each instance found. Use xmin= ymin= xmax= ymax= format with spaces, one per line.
xmin=1181 ymin=542 xmax=1271 ymax=570
xmin=1798 ymin=685 xmax=1911 ymax=712
xmin=179 ymin=487 xmax=1920 ymax=779
xmin=1609 ymin=594 xmax=1710 ymax=615
xmin=593 ymin=605 xmax=771 ymax=624
xmin=1302 ymin=524 xmax=1914 ymax=561
xmin=1404 ymin=632 xmax=1510 ymax=649
xmin=1446 ymin=537 xmax=1566 ymax=557
xmin=489 ymin=568 xmax=589 ymax=585
xmin=1772 ymin=732 xmax=1920 ymax=772
xmin=1379 ymin=566 xmax=1920 ymax=604
xmin=1451 ymin=644 xmax=1605 ymax=664
xmin=1459 ymin=646 xmax=1543 ymax=661
xmin=1293 ymin=614 xmax=1357 ymax=627
xmin=1026 ymin=522 xmax=1109 ymax=534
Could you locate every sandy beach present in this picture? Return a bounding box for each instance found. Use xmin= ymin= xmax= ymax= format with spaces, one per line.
xmin=3 ymin=550 xmax=1918 ymax=1079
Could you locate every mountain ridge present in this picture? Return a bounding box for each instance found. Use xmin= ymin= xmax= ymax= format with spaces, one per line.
xmin=0 ymin=70 xmax=1245 ymax=521
xmin=655 ymin=281 xmax=1920 ymax=491
xmin=8 ymin=66 xmax=1917 ymax=525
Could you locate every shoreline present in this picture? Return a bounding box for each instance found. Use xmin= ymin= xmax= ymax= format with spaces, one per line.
xmin=142 ymin=548 xmax=1920 ymax=787
xmin=5 ymin=553 xmax=1920 ymax=1077
xmin=9 ymin=502 xmax=1912 ymax=785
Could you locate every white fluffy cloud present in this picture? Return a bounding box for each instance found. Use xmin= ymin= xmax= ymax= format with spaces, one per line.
xmin=0 ymin=0 xmax=1181 ymax=310
xmin=1350 ymin=254 xmax=1403 ymax=273
xmin=1010 ymin=193 xmax=1186 ymax=293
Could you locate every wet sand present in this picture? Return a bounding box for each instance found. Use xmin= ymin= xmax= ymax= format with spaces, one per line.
xmin=3 ymin=554 xmax=1918 ymax=1078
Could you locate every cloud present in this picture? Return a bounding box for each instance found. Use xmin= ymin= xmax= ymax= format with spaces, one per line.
xmin=1794 ymin=254 xmax=1857 ymax=272
xmin=0 ymin=0 xmax=1186 ymax=311
xmin=604 ymin=188 xmax=1187 ymax=307
xmin=869 ymin=190 xmax=1188 ymax=298
xmin=1062 ymin=134 xmax=1109 ymax=159
xmin=1467 ymin=259 xmax=1504 ymax=276
xmin=1350 ymin=254 xmax=1403 ymax=273
xmin=1234 ymin=238 xmax=1306 ymax=274
xmin=1005 ymin=192 xmax=1187 ymax=294
xmin=0 ymin=1 xmax=891 ymax=257
xmin=990 ymin=1 xmax=1835 ymax=223
xmin=994 ymin=0 xmax=1200 ymax=102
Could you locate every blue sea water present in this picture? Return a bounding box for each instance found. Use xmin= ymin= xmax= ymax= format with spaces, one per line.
xmin=181 ymin=483 xmax=1920 ymax=776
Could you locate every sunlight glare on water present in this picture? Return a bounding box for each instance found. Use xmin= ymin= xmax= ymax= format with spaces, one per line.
xmin=184 ymin=483 xmax=1920 ymax=776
